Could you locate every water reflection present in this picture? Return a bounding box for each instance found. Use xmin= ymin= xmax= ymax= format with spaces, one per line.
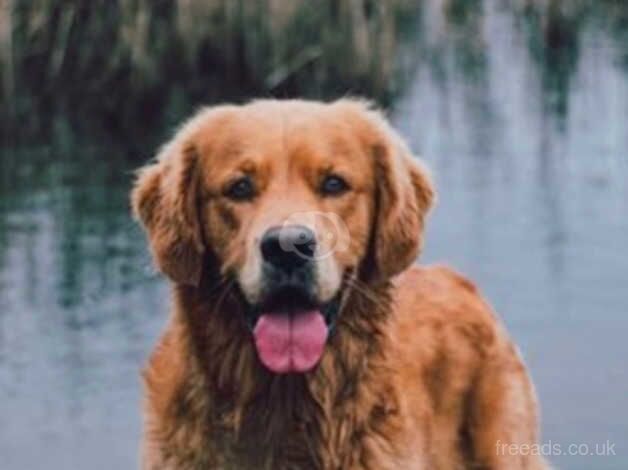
xmin=1 ymin=1 xmax=627 ymax=469
xmin=0 ymin=124 xmax=166 ymax=468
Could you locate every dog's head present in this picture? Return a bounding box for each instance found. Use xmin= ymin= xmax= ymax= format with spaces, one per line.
xmin=132 ymin=99 xmax=434 ymax=374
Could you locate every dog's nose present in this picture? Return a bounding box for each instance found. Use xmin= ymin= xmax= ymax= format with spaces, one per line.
xmin=261 ymin=225 xmax=316 ymax=271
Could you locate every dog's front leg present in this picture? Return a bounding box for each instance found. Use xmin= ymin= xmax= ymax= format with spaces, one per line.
xmin=467 ymin=343 xmax=551 ymax=469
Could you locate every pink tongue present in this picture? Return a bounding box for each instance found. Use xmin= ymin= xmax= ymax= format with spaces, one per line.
xmin=253 ymin=310 xmax=328 ymax=374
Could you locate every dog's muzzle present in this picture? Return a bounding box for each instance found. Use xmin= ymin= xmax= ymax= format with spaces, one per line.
xmin=240 ymin=224 xmax=340 ymax=374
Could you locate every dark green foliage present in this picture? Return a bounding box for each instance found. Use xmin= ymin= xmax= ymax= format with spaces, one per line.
xmin=1 ymin=0 xmax=420 ymax=145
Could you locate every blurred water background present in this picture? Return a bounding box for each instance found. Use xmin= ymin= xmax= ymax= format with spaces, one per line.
xmin=1 ymin=1 xmax=627 ymax=469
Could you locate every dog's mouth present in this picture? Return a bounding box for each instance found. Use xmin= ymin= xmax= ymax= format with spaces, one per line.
xmin=242 ymin=286 xmax=341 ymax=374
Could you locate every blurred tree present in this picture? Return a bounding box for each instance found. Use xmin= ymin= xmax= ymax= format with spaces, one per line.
xmin=1 ymin=0 xmax=420 ymax=148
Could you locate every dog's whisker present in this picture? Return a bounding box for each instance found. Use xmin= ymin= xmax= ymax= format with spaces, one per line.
xmin=213 ymin=279 xmax=235 ymax=313
xmin=335 ymin=271 xmax=359 ymax=318
xmin=202 ymin=275 xmax=233 ymax=299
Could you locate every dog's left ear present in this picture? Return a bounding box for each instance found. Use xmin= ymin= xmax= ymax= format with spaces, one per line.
xmin=371 ymin=137 xmax=435 ymax=281
xmin=339 ymin=100 xmax=436 ymax=282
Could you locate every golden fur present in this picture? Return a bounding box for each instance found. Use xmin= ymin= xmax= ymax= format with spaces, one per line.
xmin=132 ymin=99 xmax=548 ymax=469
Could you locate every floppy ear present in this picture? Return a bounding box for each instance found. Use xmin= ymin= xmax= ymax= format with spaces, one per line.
xmin=339 ymin=100 xmax=435 ymax=282
xmin=131 ymin=141 xmax=205 ymax=286
xmin=371 ymin=135 xmax=435 ymax=281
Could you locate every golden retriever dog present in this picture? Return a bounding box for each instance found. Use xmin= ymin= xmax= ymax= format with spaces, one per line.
xmin=132 ymin=99 xmax=548 ymax=469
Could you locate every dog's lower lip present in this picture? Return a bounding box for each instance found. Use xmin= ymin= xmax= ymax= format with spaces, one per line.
xmin=243 ymin=289 xmax=341 ymax=332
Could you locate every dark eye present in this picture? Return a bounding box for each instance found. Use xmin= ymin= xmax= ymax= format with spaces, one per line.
xmin=225 ymin=175 xmax=255 ymax=201
xmin=320 ymin=174 xmax=350 ymax=196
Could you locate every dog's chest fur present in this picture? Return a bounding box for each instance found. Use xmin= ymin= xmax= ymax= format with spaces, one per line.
xmin=149 ymin=363 xmax=412 ymax=470
xmin=142 ymin=288 xmax=421 ymax=470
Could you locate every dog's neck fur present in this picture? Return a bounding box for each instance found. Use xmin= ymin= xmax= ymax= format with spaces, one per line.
xmin=144 ymin=275 xmax=406 ymax=469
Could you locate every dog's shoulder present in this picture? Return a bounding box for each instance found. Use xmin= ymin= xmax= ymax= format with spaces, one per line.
xmin=393 ymin=264 xmax=497 ymax=325
xmin=389 ymin=264 xmax=509 ymax=372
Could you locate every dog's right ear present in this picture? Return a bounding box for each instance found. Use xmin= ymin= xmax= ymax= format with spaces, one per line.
xmin=131 ymin=140 xmax=204 ymax=286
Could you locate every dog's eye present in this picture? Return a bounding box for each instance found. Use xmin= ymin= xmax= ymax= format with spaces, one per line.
xmin=320 ymin=175 xmax=350 ymax=196
xmin=225 ymin=176 xmax=255 ymax=201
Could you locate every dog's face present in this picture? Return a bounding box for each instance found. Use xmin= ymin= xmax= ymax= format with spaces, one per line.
xmin=132 ymin=100 xmax=434 ymax=374
xmin=197 ymin=103 xmax=372 ymax=314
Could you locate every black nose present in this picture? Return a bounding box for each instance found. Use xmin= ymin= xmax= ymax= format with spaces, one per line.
xmin=261 ymin=225 xmax=316 ymax=271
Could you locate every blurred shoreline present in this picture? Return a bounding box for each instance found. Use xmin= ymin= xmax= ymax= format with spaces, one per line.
xmin=0 ymin=0 xmax=419 ymax=146
xmin=1 ymin=0 xmax=627 ymax=151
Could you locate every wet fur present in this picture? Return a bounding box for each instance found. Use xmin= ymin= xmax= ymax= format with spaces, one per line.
xmin=133 ymin=99 xmax=548 ymax=469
